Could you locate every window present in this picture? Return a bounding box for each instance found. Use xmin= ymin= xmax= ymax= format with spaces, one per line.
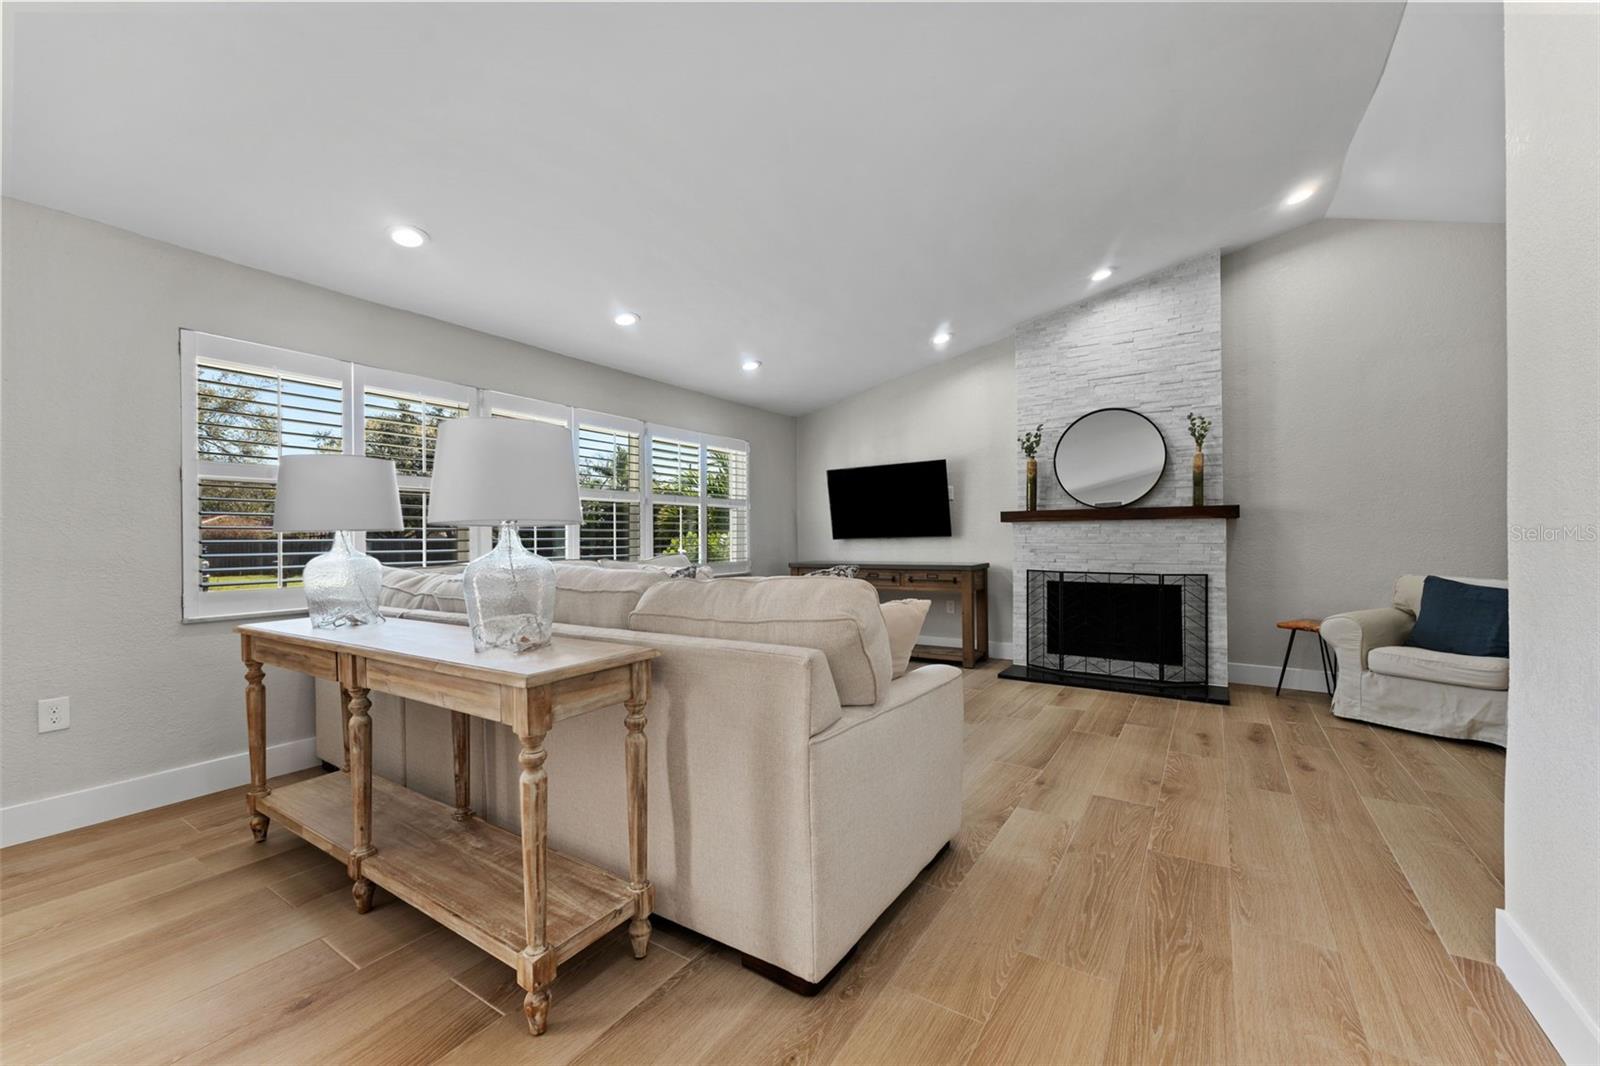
xmin=182 ymin=332 xmax=350 ymax=620
xmin=183 ymin=331 xmax=753 ymax=621
xmin=644 ymin=425 xmax=751 ymax=569
xmin=357 ymin=369 xmax=474 ymax=570
xmin=575 ymin=414 xmax=643 ymax=561
xmin=486 ymin=392 xmax=574 ymax=559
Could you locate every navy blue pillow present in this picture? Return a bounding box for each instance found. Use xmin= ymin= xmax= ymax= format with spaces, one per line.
xmin=1407 ymin=576 xmax=1509 ymax=658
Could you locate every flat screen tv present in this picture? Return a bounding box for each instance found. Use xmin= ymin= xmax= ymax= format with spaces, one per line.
xmin=827 ymin=459 xmax=952 ymax=539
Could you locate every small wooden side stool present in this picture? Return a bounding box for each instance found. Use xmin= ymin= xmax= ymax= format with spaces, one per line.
xmin=1274 ymin=618 xmax=1337 ymax=697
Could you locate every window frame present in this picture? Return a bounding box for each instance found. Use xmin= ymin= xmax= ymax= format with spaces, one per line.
xmin=183 ymin=332 xmax=754 ymax=622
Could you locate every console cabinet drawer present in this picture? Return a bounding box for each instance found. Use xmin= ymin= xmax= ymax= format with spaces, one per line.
xmin=857 ymin=569 xmax=903 ymax=588
xmin=903 ymin=570 xmax=963 ymax=589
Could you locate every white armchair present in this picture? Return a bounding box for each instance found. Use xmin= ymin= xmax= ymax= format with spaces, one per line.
xmin=1321 ymin=574 xmax=1508 ymax=746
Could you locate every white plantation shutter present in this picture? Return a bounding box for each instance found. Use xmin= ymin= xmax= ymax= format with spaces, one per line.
xmin=575 ymin=413 xmax=644 ymax=561
xmin=650 ymin=437 xmax=701 ymax=497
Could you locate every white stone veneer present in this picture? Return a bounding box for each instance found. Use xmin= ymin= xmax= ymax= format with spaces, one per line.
xmin=1013 ymin=252 xmax=1229 ymax=683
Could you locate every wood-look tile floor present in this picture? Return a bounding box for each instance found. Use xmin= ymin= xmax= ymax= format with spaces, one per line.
xmin=0 ymin=670 xmax=1562 ymax=1065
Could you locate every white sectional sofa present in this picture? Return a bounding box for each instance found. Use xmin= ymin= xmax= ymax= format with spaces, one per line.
xmin=313 ymin=564 xmax=963 ymax=986
xmin=1321 ymin=573 xmax=1509 ymax=746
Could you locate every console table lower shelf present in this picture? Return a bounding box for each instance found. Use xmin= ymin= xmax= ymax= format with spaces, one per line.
xmin=257 ymin=774 xmax=639 ymax=971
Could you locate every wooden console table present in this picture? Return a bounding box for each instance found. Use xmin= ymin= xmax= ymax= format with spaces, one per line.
xmin=787 ymin=561 xmax=989 ymax=668
xmin=237 ymin=617 xmax=658 ymax=1037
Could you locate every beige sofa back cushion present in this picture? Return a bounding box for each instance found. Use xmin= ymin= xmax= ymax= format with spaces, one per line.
xmin=555 ymin=564 xmax=670 ymax=629
xmin=379 ymin=565 xmax=467 ymax=614
xmin=1392 ymin=574 xmax=1509 ymax=617
xmin=629 ymin=576 xmax=893 ymax=706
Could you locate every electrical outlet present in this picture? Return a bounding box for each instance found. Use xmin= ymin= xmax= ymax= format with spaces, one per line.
xmin=946 ymin=600 xmax=955 ymax=614
xmin=38 ymin=697 xmax=70 ymax=733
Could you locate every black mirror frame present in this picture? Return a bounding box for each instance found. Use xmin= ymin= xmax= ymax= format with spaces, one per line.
xmin=1051 ymin=407 xmax=1169 ymax=508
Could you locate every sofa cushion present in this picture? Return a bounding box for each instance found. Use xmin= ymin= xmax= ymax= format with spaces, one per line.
xmin=880 ymin=599 xmax=931 ymax=678
xmin=554 ymin=564 xmax=669 ymax=629
xmin=1407 ymin=576 xmax=1509 ymax=657
xmin=629 ymin=576 xmax=893 ymax=706
xmin=1392 ymin=573 xmax=1508 ymax=617
xmin=1367 ymin=645 xmax=1509 ymax=691
xmin=379 ymin=565 xmax=467 ymax=614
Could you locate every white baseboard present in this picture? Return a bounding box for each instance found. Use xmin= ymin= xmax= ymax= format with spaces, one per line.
xmin=916 ymin=635 xmax=1017 ymax=662
xmin=0 ymin=737 xmax=321 ymax=848
xmin=1497 ymin=909 xmax=1600 ymax=1065
xmin=1227 ymin=660 xmax=1334 ymax=695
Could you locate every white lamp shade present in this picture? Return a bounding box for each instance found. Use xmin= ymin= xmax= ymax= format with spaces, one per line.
xmin=427 ymin=418 xmax=582 ymax=526
xmin=273 ymin=455 xmax=403 ymax=532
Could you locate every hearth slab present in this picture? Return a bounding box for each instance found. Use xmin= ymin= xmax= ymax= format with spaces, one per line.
xmin=997 ymin=664 xmax=1230 ymax=705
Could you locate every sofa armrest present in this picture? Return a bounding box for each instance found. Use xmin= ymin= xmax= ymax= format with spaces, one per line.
xmin=1321 ymin=608 xmax=1413 ymax=673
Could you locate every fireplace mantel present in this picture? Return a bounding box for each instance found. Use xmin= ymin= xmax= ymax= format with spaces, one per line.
xmin=1000 ymin=505 xmax=1240 ymax=523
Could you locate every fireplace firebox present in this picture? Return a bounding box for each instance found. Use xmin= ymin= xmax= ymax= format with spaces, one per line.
xmin=1000 ymin=570 xmax=1226 ymax=704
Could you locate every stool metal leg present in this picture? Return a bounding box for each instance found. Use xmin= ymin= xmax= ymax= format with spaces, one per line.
xmin=1275 ymin=629 xmax=1298 ymax=698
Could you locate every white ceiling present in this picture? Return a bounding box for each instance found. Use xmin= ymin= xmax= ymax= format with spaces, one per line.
xmin=4 ymin=2 xmax=1410 ymax=415
xmin=1329 ymin=2 xmax=1505 ymax=223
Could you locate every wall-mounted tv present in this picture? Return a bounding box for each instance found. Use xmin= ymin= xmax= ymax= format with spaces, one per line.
xmin=827 ymin=459 xmax=952 ymax=539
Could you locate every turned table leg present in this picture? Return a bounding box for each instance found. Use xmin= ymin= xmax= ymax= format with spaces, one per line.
xmin=348 ymin=686 xmax=376 ymax=913
xmin=451 ymin=711 xmax=472 ymax=821
xmin=518 ymin=727 xmax=554 ymax=1035
xmin=625 ymin=661 xmax=652 ymax=959
xmin=340 ymin=686 xmax=353 ymax=773
xmin=244 ymin=657 xmax=270 ymax=843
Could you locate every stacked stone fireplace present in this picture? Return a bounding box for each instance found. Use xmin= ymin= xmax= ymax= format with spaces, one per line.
xmin=1011 ymin=252 xmax=1229 ymax=698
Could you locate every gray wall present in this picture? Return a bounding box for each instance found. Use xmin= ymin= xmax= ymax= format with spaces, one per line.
xmin=794 ymin=337 xmax=1017 ymax=652
xmin=1222 ymin=218 xmax=1508 ymax=674
xmin=0 ymin=198 xmax=797 ymax=808
xmin=1503 ymin=2 xmax=1599 ymax=1050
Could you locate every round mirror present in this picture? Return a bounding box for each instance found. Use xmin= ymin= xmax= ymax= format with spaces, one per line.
xmin=1053 ymin=408 xmax=1167 ymax=507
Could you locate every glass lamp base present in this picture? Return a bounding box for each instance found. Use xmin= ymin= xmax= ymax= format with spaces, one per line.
xmin=463 ymin=522 xmax=556 ymax=653
xmin=303 ymin=531 xmax=384 ymax=628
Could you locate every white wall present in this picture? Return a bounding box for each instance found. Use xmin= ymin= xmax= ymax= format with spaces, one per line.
xmin=794 ymin=337 xmax=1016 ymax=653
xmin=1500 ymin=5 xmax=1600 ymax=1062
xmin=1222 ymin=219 xmax=1508 ymax=678
xmin=0 ymin=198 xmax=797 ymax=819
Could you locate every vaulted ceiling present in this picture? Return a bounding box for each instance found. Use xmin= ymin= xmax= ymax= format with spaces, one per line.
xmin=6 ymin=2 xmax=1482 ymax=415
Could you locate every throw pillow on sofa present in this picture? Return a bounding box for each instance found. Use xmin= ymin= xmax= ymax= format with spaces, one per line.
xmin=1407 ymin=575 xmax=1510 ymax=658
xmin=629 ymin=576 xmax=893 ymax=706
xmin=880 ymin=599 xmax=932 ymax=678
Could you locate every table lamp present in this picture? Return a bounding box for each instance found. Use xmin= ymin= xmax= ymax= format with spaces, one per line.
xmin=428 ymin=418 xmax=582 ymax=652
xmin=273 ymin=454 xmax=403 ymax=628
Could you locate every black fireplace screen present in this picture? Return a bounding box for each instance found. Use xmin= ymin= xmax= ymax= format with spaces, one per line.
xmin=1026 ymin=571 xmax=1207 ymax=686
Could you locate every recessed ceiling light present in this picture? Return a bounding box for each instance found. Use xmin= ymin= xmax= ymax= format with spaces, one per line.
xmin=931 ymin=328 xmax=953 ymax=349
xmin=1283 ymin=183 xmax=1318 ymax=207
xmin=388 ymin=225 xmax=428 ymax=248
xmin=613 ymin=311 xmax=640 ymax=327
xmin=1090 ymin=267 xmax=1114 ymax=282
xmin=741 ymin=358 xmax=762 ymax=372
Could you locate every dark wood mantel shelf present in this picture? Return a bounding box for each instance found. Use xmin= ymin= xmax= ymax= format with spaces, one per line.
xmin=1000 ymin=505 xmax=1240 ymax=522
